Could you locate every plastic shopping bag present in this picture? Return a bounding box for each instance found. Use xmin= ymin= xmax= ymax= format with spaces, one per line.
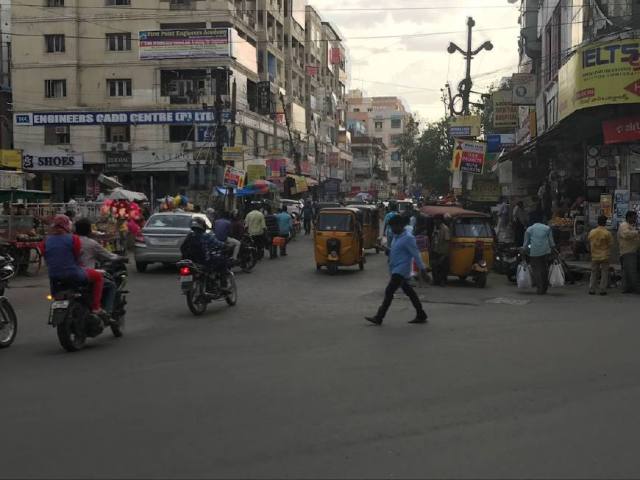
xmin=517 ymin=261 xmax=532 ymax=289
xmin=548 ymin=260 xmax=565 ymax=287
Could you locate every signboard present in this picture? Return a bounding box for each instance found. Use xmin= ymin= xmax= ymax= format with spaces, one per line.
xmin=15 ymin=110 xmax=232 ymax=126
xmin=246 ymin=164 xmax=266 ymax=183
xmin=223 ymin=146 xmax=244 ymax=164
xmin=493 ymin=90 xmax=518 ymax=128
xmin=139 ymin=29 xmax=230 ymax=60
xmin=614 ymin=189 xmax=630 ymax=226
xmin=451 ymin=139 xmax=486 ymax=174
xmin=448 ymin=115 xmax=481 ymax=137
xmin=266 ymin=158 xmax=287 ymax=177
xmin=467 ymin=176 xmax=501 ymax=202
xmin=0 ymin=171 xmax=25 ymax=190
xmin=558 ymin=39 xmax=640 ymax=121
xmin=0 ymin=150 xmax=22 ymax=169
xmin=486 ymin=133 xmax=516 ymax=153
xmin=223 ymin=166 xmax=245 ymax=188
xmin=105 ymin=152 xmax=131 ymax=173
xmin=257 ymin=81 xmax=272 ymax=115
xmin=511 ymin=73 xmax=536 ymax=105
xmin=22 ymin=152 xmax=84 ymax=171
xmin=330 ymin=47 xmax=342 ymax=65
xmin=602 ymin=116 xmax=640 ymax=144
xmin=600 ymin=194 xmax=613 ymax=220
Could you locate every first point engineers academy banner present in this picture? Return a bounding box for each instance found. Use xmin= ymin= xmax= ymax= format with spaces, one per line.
xmin=139 ymin=29 xmax=231 ymax=60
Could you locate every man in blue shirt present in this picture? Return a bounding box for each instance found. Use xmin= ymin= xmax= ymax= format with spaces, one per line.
xmin=275 ymin=207 xmax=293 ymax=256
xmin=214 ymin=211 xmax=240 ymax=261
xmin=366 ymin=215 xmax=429 ymax=325
xmin=523 ymin=213 xmax=556 ymax=295
xmin=383 ymin=202 xmax=398 ymax=247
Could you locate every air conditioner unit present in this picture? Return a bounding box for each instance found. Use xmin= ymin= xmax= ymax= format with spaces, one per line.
xmin=55 ymin=126 xmax=67 ymax=134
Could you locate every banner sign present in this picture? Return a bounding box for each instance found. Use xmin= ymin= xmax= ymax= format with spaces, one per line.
xmin=223 ymin=166 xmax=245 ymax=188
xmin=139 ymin=29 xmax=230 ymax=60
xmin=511 ymin=73 xmax=536 ymax=105
xmin=448 ymin=115 xmax=481 ymax=137
xmin=15 ymin=110 xmax=232 ymax=126
xmin=451 ymin=139 xmax=486 ymax=174
xmin=330 ymin=47 xmax=342 ymax=65
xmin=559 ymin=39 xmax=640 ymax=121
xmin=0 ymin=171 xmax=25 ymax=190
xmin=105 ymin=152 xmax=131 ymax=172
xmin=492 ymin=90 xmax=518 ymax=128
xmin=0 ymin=150 xmax=22 ymax=169
xmin=223 ymin=146 xmax=245 ymax=164
xmin=22 ymin=152 xmax=84 ymax=171
xmin=305 ymin=65 xmax=319 ymax=77
xmin=602 ymin=116 xmax=640 ymax=144
xmin=246 ymin=164 xmax=266 ymax=183
xmin=486 ymin=133 xmax=516 ymax=153
xmin=266 ymin=158 xmax=287 ymax=177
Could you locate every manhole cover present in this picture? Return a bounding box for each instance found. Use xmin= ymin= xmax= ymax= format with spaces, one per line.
xmin=485 ymin=297 xmax=531 ymax=306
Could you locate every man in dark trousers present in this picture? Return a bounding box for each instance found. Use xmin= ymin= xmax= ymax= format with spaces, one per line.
xmin=264 ymin=205 xmax=280 ymax=259
xmin=366 ymin=215 xmax=429 ymax=325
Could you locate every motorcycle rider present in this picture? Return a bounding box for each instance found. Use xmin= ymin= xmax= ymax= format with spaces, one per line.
xmin=74 ymin=218 xmax=125 ymax=316
xmin=181 ymin=217 xmax=226 ymax=266
xmin=40 ymin=214 xmax=106 ymax=318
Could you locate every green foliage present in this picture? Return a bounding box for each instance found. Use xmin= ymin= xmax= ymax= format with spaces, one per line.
xmin=414 ymin=118 xmax=453 ymax=193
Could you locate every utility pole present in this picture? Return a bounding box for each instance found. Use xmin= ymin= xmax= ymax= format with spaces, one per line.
xmin=279 ymin=92 xmax=301 ymax=175
xmin=447 ymin=17 xmax=493 ymax=116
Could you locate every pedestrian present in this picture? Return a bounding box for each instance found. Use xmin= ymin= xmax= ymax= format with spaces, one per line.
xmin=522 ymin=213 xmax=556 ymax=295
xmin=431 ymin=214 xmax=451 ymax=286
xmin=275 ymin=206 xmax=293 ymax=256
xmin=301 ymin=200 xmax=313 ymax=235
xmin=617 ymin=210 xmax=640 ymax=293
xmin=588 ymin=215 xmax=613 ymax=295
xmin=214 ymin=211 xmax=241 ymax=262
xmin=365 ymin=215 xmax=429 ymax=325
xmin=264 ymin=205 xmax=280 ymax=259
xmin=512 ymin=200 xmax=528 ymax=247
xmin=496 ymin=196 xmax=511 ymax=243
xmin=245 ymin=204 xmax=266 ymax=256
xmin=383 ymin=202 xmax=399 ymax=247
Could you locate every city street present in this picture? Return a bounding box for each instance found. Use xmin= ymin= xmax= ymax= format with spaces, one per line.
xmin=3 ymin=235 xmax=640 ymax=478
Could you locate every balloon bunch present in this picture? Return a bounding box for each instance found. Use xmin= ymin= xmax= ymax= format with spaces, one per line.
xmin=100 ymin=199 xmax=142 ymax=221
xmin=159 ymin=194 xmax=193 ymax=212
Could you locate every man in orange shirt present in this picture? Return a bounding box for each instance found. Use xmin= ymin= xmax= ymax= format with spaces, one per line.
xmin=588 ymin=215 xmax=613 ymax=295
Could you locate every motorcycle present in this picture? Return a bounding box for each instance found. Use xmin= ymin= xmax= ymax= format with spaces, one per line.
xmin=0 ymin=254 xmax=17 ymax=349
xmin=177 ymin=250 xmax=237 ymax=316
xmin=470 ymin=241 xmax=489 ymax=288
xmin=48 ymin=258 xmax=129 ymax=352
xmin=495 ymin=243 xmax=521 ymax=283
xmin=237 ymin=234 xmax=258 ymax=273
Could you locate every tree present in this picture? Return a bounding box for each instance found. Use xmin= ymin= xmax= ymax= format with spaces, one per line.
xmin=414 ymin=118 xmax=453 ymax=194
xmin=395 ymin=115 xmax=421 ymax=187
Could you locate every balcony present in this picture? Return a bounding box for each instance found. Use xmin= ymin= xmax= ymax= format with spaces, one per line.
xmin=169 ymin=0 xmax=194 ymax=10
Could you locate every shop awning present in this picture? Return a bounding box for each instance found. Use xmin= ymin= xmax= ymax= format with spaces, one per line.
xmin=0 ymin=189 xmax=51 ymax=202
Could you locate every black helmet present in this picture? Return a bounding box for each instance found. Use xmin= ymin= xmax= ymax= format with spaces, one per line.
xmin=190 ymin=217 xmax=206 ymax=231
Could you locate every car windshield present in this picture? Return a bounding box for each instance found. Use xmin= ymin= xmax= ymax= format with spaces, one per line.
xmin=146 ymin=215 xmax=192 ymax=229
xmin=318 ymin=214 xmax=352 ymax=231
xmin=453 ymin=218 xmax=493 ymax=237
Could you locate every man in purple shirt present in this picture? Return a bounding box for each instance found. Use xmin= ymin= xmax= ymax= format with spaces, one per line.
xmin=214 ymin=211 xmax=240 ymax=261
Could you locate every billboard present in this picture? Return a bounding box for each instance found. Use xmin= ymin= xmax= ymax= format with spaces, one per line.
xmin=448 ymin=115 xmax=481 ymax=137
xmin=558 ymin=39 xmax=640 ymax=121
xmin=451 ymin=139 xmax=486 ymax=174
xmin=15 ymin=110 xmax=232 ymax=126
xmin=602 ymin=116 xmax=640 ymax=144
xmin=22 ymin=152 xmax=84 ymax=172
xmin=139 ymin=29 xmax=230 ymax=60
xmin=223 ymin=166 xmax=246 ymax=188
xmin=230 ymin=28 xmax=257 ymax=74
xmin=492 ymin=90 xmax=518 ymax=128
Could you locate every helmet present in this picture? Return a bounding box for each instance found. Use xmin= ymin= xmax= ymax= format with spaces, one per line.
xmin=190 ymin=217 xmax=206 ymax=232
xmin=52 ymin=214 xmax=72 ymax=233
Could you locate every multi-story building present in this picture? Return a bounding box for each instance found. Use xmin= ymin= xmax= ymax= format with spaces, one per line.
xmin=0 ymin=0 xmax=11 ymax=150
xmin=502 ymin=0 xmax=639 ymax=230
xmin=12 ymin=0 xmax=346 ymax=202
xmin=351 ymin=136 xmax=387 ymax=200
xmin=346 ymin=91 xmax=410 ymax=196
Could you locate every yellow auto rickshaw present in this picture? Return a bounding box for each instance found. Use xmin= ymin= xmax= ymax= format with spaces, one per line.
xmin=421 ymin=206 xmax=495 ymax=288
xmin=346 ymin=204 xmax=381 ymax=253
xmin=314 ymin=207 xmax=365 ymax=275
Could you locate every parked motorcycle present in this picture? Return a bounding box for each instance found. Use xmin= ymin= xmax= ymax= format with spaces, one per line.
xmin=177 ymin=251 xmax=237 ymax=316
xmin=0 ymin=254 xmax=17 ymax=349
xmin=237 ymin=234 xmax=258 ymax=273
xmin=48 ymin=258 xmax=129 ymax=352
xmin=494 ymin=243 xmax=521 ymax=283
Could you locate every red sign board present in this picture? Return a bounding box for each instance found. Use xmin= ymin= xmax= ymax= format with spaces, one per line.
xmin=602 ymin=116 xmax=640 ymax=144
xmin=330 ymin=47 xmax=342 ymax=65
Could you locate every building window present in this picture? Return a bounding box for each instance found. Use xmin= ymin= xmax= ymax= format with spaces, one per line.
xmin=106 ymin=33 xmax=131 ymax=51
xmin=44 ymin=125 xmax=70 ymax=145
xmin=545 ymin=5 xmax=561 ymax=83
xmin=46 ymin=0 xmax=64 ymax=6
xmin=391 ymin=151 xmax=401 ymax=162
xmin=169 ymin=125 xmax=194 ymax=143
xmin=107 ymin=79 xmax=132 ymax=97
xmin=391 ymin=118 xmax=402 ymax=129
xmin=106 ymin=0 xmax=130 ymax=5
xmin=105 ymin=125 xmax=130 ymax=142
xmin=390 ymin=134 xmax=402 ymax=146
xmin=241 ymin=127 xmax=248 ymax=145
xmin=44 ymin=79 xmax=66 ymax=98
xmin=353 ymin=108 xmax=360 ymax=112
xmin=374 ymin=121 xmax=383 ymax=130
xmin=44 ymin=34 xmax=65 ymax=53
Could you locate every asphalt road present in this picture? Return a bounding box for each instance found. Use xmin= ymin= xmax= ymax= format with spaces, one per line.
xmin=3 ymin=235 xmax=640 ymax=478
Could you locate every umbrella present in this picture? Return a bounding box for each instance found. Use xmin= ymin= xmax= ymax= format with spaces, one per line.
xmin=107 ymin=187 xmax=148 ymax=202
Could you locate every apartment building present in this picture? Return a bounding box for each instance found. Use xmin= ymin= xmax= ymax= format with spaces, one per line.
xmin=0 ymin=0 xmax=10 ymax=150
xmin=346 ymin=91 xmax=410 ymax=196
xmin=351 ymin=135 xmax=387 ymax=200
xmin=12 ymin=0 xmax=348 ymax=202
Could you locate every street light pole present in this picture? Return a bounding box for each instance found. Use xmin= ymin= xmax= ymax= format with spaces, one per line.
xmin=447 ymin=17 xmax=493 ymax=116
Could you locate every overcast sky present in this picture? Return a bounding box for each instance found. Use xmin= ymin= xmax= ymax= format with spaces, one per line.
xmin=311 ymin=0 xmax=521 ymax=122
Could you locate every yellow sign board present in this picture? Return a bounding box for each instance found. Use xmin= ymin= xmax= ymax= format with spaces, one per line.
xmin=223 ymin=146 xmax=245 ymax=164
xmin=246 ymin=164 xmax=266 ymax=183
xmin=448 ymin=115 xmax=481 ymax=137
xmin=492 ymin=90 xmax=518 ymax=129
xmin=558 ymin=39 xmax=640 ymax=121
xmin=0 ymin=150 xmax=22 ymax=169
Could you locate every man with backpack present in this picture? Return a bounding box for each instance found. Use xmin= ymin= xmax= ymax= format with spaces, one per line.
xmin=181 ymin=217 xmax=225 ymax=266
